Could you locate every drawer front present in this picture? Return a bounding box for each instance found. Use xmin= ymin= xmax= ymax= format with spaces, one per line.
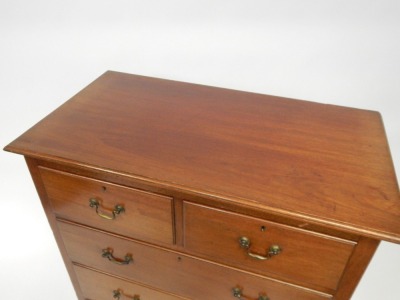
xmin=40 ymin=167 xmax=173 ymax=245
xmin=183 ymin=202 xmax=355 ymax=291
xmin=58 ymin=220 xmax=331 ymax=300
xmin=74 ymin=265 xmax=186 ymax=300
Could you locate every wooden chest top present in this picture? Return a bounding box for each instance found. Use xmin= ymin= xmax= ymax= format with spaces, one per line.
xmin=5 ymin=71 xmax=400 ymax=242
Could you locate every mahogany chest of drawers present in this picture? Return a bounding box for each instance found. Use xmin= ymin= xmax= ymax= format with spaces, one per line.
xmin=5 ymin=71 xmax=400 ymax=299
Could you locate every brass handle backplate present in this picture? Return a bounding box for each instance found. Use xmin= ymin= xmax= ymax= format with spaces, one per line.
xmin=89 ymin=198 xmax=125 ymax=220
xmin=102 ymin=248 xmax=133 ymax=265
xmin=113 ymin=289 xmax=140 ymax=300
xmin=232 ymin=287 xmax=270 ymax=300
xmin=239 ymin=237 xmax=281 ymax=260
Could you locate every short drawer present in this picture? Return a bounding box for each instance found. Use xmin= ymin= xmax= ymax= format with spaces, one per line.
xmin=183 ymin=202 xmax=356 ymax=291
xmin=58 ymin=220 xmax=331 ymax=300
xmin=40 ymin=167 xmax=173 ymax=245
xmin=74 ymin=264 xmax=187 ymax=300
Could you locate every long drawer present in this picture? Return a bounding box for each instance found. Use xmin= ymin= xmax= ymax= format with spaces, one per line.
xmin=74 ymin=264 xmax=187 ymax=300
xmin=40 ymin=167 xmax=174 ymax=245
xmin=58 ymin=220 xmax=332 ymax=300
xmin=183 ymin=202 xmax=356 ymax=291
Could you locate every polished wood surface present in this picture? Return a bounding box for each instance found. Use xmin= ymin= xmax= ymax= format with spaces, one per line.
xmin=74 ymin=265 xmax=187 ymax=300
xmin=25 ymin=158 xmax=85 ymax=299
xmin=4 ymin=71 xmax=400 ymax=242
xmin=184 ymin=202 xmax=355 ymax=291
xmin=334 ymin=237 xmax=379 ymax=299
xmin=5 ymin=72 xmax=399 ymax=299
xmin=59 ymin=220 xmax=331 ymax=300
xmin=40 ymin=166 xmax=174 ymax=245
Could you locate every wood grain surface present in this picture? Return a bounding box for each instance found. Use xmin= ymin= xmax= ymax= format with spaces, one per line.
xmin=184 ymin=202 xmax=355 ymax=292
xmin=40 ymin=166 xmax=174 ymax=245
xmin=4 ymin=71 xmax=400 ymax=242
xmin=59 ymin=220 xmax=331 ymax=300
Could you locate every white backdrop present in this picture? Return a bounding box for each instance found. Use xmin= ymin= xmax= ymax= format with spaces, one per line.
xmin=1 ymin=1 xmax=399 ymax=299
